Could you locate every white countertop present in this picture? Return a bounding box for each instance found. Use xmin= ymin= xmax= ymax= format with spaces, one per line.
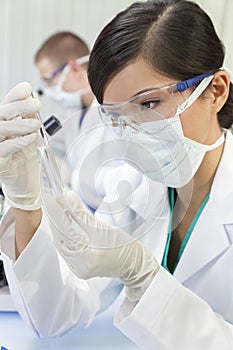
xmin=0 ymin=309 xmax=138 ymax=350
xmin=0 ymin=289 xmax=138 ymax=350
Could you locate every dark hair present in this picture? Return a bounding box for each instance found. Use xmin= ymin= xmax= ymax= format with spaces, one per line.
xmin=88 ymin=0 xmax=233 ymax=128
xmin=35 ymin=31 xmax=89 ymax=69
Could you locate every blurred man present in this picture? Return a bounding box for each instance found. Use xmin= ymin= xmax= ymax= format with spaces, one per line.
xmin=35 ymin=31 xmax=94 ymax=114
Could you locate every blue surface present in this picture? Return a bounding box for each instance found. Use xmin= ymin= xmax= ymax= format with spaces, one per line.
xmin=0 ymin=311 xmax=138 ymax=349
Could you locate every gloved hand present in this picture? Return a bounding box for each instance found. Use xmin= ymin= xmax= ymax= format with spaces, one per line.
xmin=0 ymin=82 xmax=42 ymax=210
xmin=44 ymin=190 xmax=160 ymax=302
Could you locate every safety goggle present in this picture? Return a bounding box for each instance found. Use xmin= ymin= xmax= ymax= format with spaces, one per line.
xmin=42 ymin=63 xmax=68 ymax=84
xmin=99 ymin=72 xmax=214 ymax=137
xmin=42 ymin=55 xmax=90 ymax=85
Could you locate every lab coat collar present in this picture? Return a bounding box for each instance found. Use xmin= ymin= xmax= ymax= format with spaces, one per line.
xmin=174 ymin=130 xmax=233 ymax=283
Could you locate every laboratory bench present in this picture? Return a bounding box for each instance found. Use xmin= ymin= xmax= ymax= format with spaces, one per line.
xmin=0 ymin=279 xmax=138 ymax=350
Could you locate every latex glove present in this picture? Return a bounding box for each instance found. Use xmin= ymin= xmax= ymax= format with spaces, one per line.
xmin=44 ymin=191 xmax=160 ymax=302
xmin=0 ymin=82 xmax=42 ymax=210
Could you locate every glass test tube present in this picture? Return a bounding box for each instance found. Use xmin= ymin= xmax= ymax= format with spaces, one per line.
xmin=34 ymin=108 xmax=65 ymax=200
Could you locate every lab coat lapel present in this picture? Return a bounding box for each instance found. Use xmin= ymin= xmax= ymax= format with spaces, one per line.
xmin=173 ymin=205 xmax=231 ymax=283
xmin=174 ymin=130 xmax=233 ymax=283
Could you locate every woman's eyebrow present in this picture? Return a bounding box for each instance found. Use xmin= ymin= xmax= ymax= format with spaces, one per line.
xmin=132 ymin=88 xmax=154 ymax=96
xmin=130 ymin=84 xmax=173 ymax=99
xmin=130 ymin=87 xmax=158 ymax=99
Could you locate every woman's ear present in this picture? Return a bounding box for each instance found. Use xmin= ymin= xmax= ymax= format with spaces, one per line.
xmin=211 ymin=70 xmax=230 ymax=113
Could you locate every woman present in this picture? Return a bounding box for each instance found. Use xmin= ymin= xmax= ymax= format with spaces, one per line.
xmin=0 ymin=0 xmax=233 ymax=349
xmin=50 ymin=0 xmax=233 ymax=348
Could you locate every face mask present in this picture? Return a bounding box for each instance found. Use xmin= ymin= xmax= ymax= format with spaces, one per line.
xmin=44 ymin=85 xmax=84 ymax=109
xmin=43 ymin=55 xmax=89 ymax=109
xmin=121 ymin=75 xmax=225 ymax=188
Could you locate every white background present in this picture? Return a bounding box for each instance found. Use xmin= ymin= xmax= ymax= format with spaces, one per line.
xmin=0 ymin=0 xmax=232 ymax=98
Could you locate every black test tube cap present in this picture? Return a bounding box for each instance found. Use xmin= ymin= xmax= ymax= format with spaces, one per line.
xmin=37 ymin=89 xmax=44 ymax=96
xmin=43 ymin=115 xmax=62 ymax=136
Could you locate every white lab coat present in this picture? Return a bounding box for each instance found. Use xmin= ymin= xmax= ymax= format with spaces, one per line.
xmin=115 ymin=129 xmax=233 ymax=349
xmin=1 ymin=131 xmax=233 ymax=349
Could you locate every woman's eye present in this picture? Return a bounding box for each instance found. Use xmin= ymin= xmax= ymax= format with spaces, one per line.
xmin=140 ymin=100 xmax=159 ymax=109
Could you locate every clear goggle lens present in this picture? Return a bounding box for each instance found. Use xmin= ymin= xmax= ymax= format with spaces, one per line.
xmin=99 ymin=84 xmax=189 ymax=137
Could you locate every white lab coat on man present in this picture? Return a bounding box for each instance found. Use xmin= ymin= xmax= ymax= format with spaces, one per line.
xmin=47 ymin=100 xmax=100 ymax=191
xmin=1 ymin=131 xmax=233 ymax=349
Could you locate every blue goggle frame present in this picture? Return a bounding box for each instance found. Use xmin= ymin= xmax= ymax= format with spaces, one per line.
xmin=176 ymin=72 xmax=214 ymax=92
